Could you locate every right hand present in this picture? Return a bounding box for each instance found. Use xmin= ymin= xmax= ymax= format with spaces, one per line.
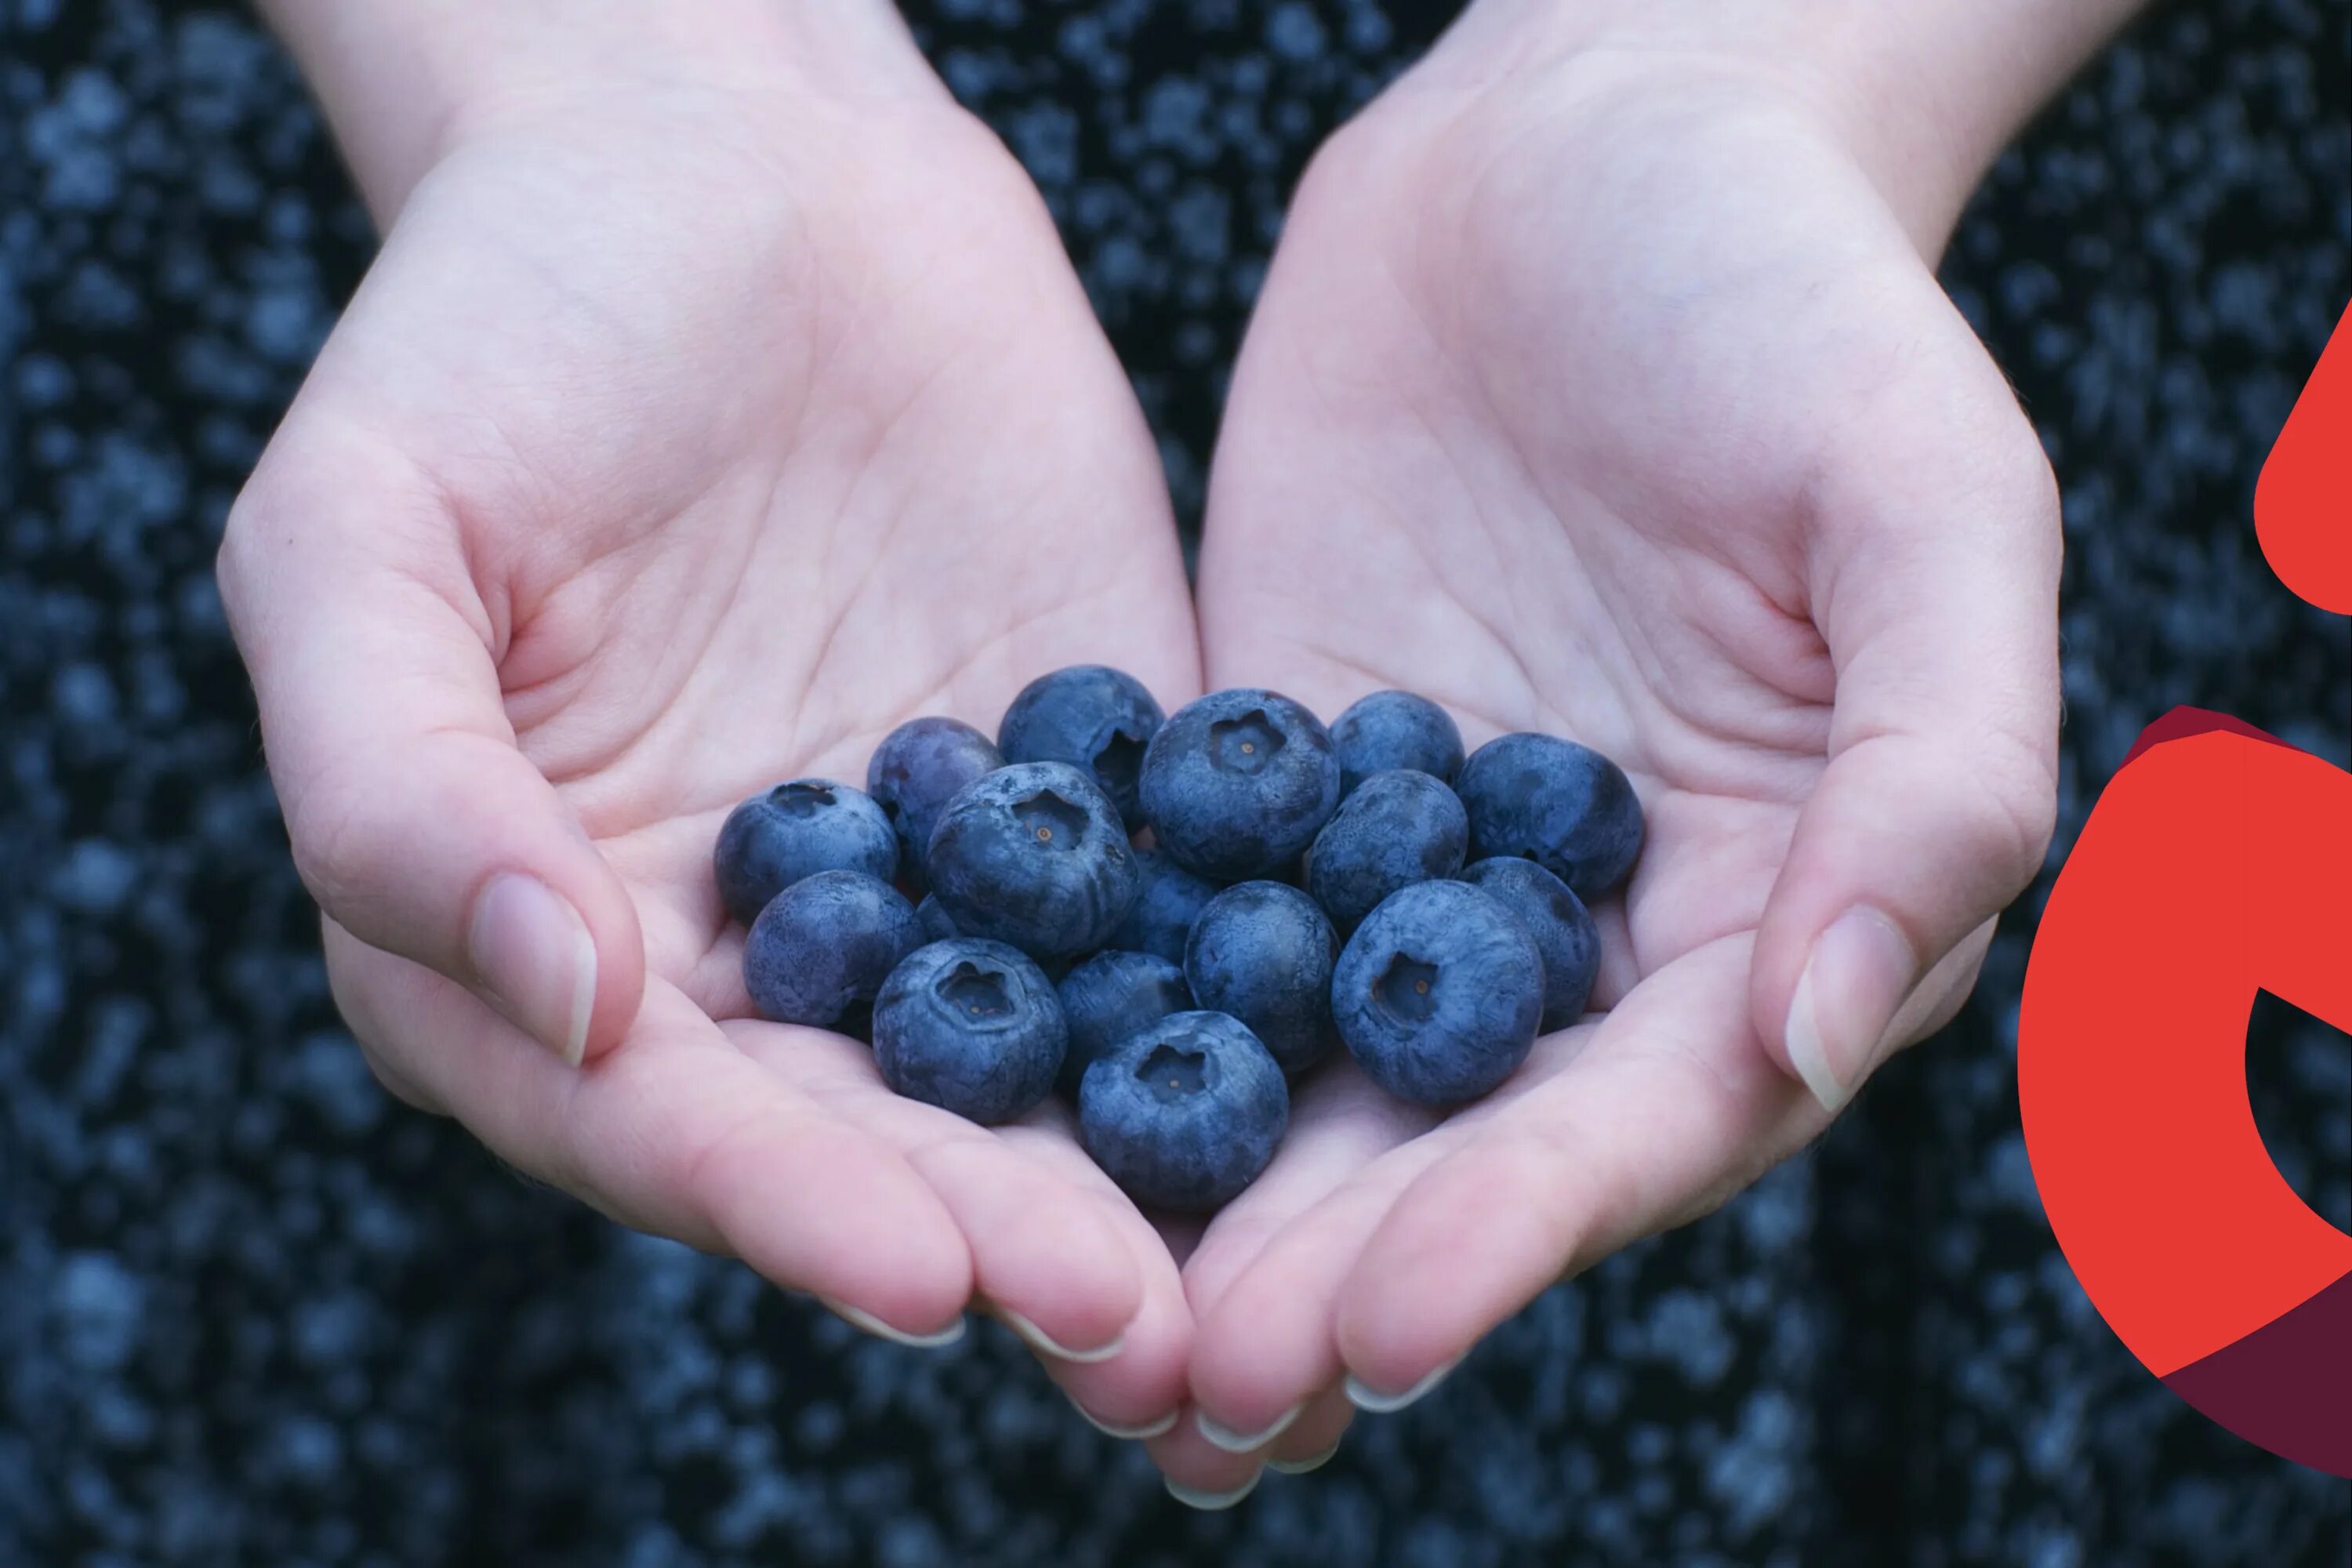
xmin=220 ymin=4 xmax=1200 ymax=1428
xmin=1165 ymin=0 xmax=2071 ymax=1489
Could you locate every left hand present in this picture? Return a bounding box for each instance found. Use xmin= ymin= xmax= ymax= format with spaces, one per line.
xmin=1151 ymin=2 xmax=2063 ymax=1488
xmin=224 ymin=2 xmax=1207 ymax=1434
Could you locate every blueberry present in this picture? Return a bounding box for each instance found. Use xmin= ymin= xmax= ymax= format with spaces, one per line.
xmin=996 ymin=666 xmax=1164 ymax=829
xmin=1184 ymin=880 xmax=1338 ymax=1074
xmin=925 ymin=762 xmax=1140 ymax=960
xmin=1078 ymin=1011 xmax=1289 ymax=1211
xmin=742 ymin=870 xmax=923 ymax=1033
xmin=1106 ymin=848 xmax=1221 ymax=965
xmin=1304 ymin=769 xmax=1468 ymax=933
xmin=1330 ymin=690 xmax=1465 ymax=797
xmin=873 ymin=938 xmax=1065 ymax=1125
xmin=866 ymin=717 xmax=1004 ymax=894
xmin=713 ymin=779 xmax=899 ymax=924
xmin=914 ymin=894 xmax=960 ymax=945
xmin=1457 ymin=858 xmax=1600 ymax=1032
xmin=1332 ymin=880 xmax=1544 ymax=1105
xmin=1453 ymin=733 xmax=1645 ymax=898
xmin=1054 ymin=949 xmax=1192 ymax=1095
xmin=1138 ymin=688 xmax=1341 ymax=883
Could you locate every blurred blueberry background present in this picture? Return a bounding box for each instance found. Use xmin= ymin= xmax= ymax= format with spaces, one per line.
xmin=3 ymin=1 xmax=2348 ymax=1564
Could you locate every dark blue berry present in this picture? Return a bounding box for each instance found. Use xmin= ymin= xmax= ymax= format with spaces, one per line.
xmin=1138 ymin=688 xmax=1341 ymax=883
xmin=925 ymin=762 xmax=1139 ymax=960
xmin=873 ymin=938 xmax=1065 ymax=1125
xmin=713 ymin=779 xmax=898 ymax=925
xmin=742 ymin=870 xmax=922 ymax=1033
xmin=1305 ymin=769 xmax=1468 ymax=932
xmin=1457 ymin=857 xmax=1600 ymax=1032
xmin=1330 ymin=690 xmax=1465 ymax=797
xmin=1078 ymin=1011 xmax=1288 ymax=1211
xmin=1054 ymin=950 xmax=1192 ymax=1095
xmin=1106 ymin=848 xmax=1221 ymax=965
xmin=1453 ymin=733 xmax=1645 ymax=898
xmin=996 ymin=666 xmax=1164 ymax=830
xmin=914 ymin=894 xmax=960 ymax=945
xmin=1184 ymin=880 xmax=1337 ymax=1074
xmin=866 ymin=717 xmax=1003 ymax=894
xmin=1332 ymin=880 xmax=1543 ymax=1105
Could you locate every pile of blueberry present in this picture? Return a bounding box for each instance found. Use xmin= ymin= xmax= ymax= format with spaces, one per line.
xmin=715 ymin=668 xmax=1643 ymax=1214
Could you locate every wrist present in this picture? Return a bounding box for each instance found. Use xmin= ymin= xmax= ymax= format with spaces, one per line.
xmin=1448 ymin=0 xmax=2145 ymax=253
xmin=261 ymin=0 xmax=930 ymax=223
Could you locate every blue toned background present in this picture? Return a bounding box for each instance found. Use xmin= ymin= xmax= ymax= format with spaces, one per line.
xmin=3 ymin=2 xmax=2348 ymax=1564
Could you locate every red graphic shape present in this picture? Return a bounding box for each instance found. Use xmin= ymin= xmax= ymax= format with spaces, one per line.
xmin=2020 ymin=716 xmax=2352 ymax=1477
xmin=2254 ymin=301 xmax=2352 ymax=614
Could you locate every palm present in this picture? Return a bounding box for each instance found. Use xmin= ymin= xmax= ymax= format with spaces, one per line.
xmin=287 ymin=93 xmax=1200 ymax=1420
xmin=1182 ymin=56 xmax=2010 ymax=1425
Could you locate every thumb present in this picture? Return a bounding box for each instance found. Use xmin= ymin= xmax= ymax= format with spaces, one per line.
xmin=1754 ymin=358 xmax=2063 ymax=1112
xmin=220 ymin=438 xmax=644 ymax=1065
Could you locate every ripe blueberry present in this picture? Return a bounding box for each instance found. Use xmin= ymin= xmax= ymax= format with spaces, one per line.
xmin=1332 ymin=880 xmax=1544 ymax=1105
xmin=1330 ymin=690 xmax=1465 ymax=797
xmin=1138 ymin=688 xmax=1341 ymax=883
xmin=996 ymin=665 xmax=1164 ymax=830
xmin=1107 ymin=848 xmax=1221 ymax=966
xmin=1054 ymin=949 xmax=1192 ymax=1096
xmin=1079 ymin=1011 xmax=1289 ymax=1211
xmin=742 ymin=869 xmax=922 ymax=1034
xmin=1458 ymin=857 xmax=1599 ymax=1033
xmin=866 ymin=717 xmax=1003 ymax=894
xmin=925 ymin=762 xmax=1139 ymax=960
xmin=873 ymin=938 xmax=1065 ymax=1125
xmin=1304 ymin=768 xmax=1468 ymax=933
xmin=1453 ymin=733 xmax=1645 ymax=898
xmin=1184 ymin=880 xmax=1338 ymax=1075
xmin=713 ymin=779 xmax=898 ymax=925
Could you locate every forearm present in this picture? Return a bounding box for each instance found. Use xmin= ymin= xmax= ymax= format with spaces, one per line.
xmin=256 ymin=0 xmax=922 ymax=223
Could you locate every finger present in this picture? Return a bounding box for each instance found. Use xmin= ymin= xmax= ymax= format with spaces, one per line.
xmin=1755 ymin=326 xmax=2062 ymax=1110
xmin=1336 ymin=936 xmax=1814 ymax=1398
xmin=1265 ymin=1387 xmax=1354 ymax=1475
xmin=1145 ymin=1411 xmax=1268 ymax=1512
xmin=1043 ymin=1204 xmax=1195 ymax=1440
xmin=350 ymin=1037 xmax=445 ymax=1116
xmin=327 ymin=929 xmax=454 ymax=1116
xmin=1185 ymin=1094 xmax=1457 ymax=1438
xmin=326 ymin=923 xmax=974 ymax=1336
xmin=220 ymin=431 xmax=643 ymax=1066
xmin=1147 ymin=1381 xmax=1357 ymax=1506
xmin=755 ymin=1039 xmax=1150 ymax=1367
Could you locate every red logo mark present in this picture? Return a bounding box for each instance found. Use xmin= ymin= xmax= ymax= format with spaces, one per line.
xmin=2019 ymin=303 xmax=2351 ymax=1478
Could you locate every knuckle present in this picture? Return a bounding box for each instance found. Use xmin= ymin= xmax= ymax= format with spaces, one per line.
xmin=1958 ymin=728 xmax=2061 ymax=892
xmin=212 ymin=485 xmax=273 ymax=641
xmin=283 ymin=770 xmax=394 ymax=924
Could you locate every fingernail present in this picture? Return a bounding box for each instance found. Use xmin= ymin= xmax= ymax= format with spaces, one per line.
xmin=1196 ymin=1403 xmax=1301 ymax=1454
xmin=1269 ymin=1442 xmax=1341 ymax=1475
xmin=819 ymin=1296 xmax=966 ymax=1348
xmin=1165 ymin=1470 xmax=1261 ymax=1512
xmin=1072 ymin=1402 xmax=1178 ymax=1440
xmin=1784 ymin=906 xmax=1918 ymax=1113
xmin=1000 ymin=1308 xmax=1125 ymax=1364
xmin=467 ymin=873 xmax=597 ymax=1065
xmin=1344 ymin=1354 xmax=1462 ymax=1414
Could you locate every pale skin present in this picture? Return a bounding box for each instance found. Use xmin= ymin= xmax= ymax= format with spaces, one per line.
xmin=228 ymin=0 xmax=2147 ymax=1504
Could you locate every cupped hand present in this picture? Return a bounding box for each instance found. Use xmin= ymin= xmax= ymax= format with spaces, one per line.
xmin=219 ymin=13 xmax=1200 ymax=1428
xmin=1164 ymin=6 xmax=2063 ymax=1480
